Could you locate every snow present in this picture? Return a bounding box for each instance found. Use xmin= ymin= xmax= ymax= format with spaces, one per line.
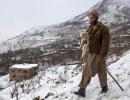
xmin=0 ymin=24 xmax=61 ymax=54
xmin=0 ymin=51 xmax=130 ymax=100
xmin=0 ymin=0 xmax=130 ymax=99
xmin=0 ymin=0 xmax=130 ymax=54
xmin=10 ymin=64 xmax=38 ymax=69
xmin=0 ymin=75 xmax=10 ymax=88
xmin=113 ymin=0 xmax=130 ymax=7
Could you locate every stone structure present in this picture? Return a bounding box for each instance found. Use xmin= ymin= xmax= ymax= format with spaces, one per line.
xmin=9 ymin=64 xmax=39 ymax=81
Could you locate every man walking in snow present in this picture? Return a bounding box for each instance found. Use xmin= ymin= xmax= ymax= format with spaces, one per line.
xmin=74 ymin=10 xmax=110 ymax=97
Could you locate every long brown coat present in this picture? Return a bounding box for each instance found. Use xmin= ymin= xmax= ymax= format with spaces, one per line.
xmin=79 ymin=22 xmax=110 ymax=89
xmin=85 ymin=21 xmax=110 ymax=58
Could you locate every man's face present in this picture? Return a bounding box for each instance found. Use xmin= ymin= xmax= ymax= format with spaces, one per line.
xmin=88 ymin=15 xmax=97 ymax=25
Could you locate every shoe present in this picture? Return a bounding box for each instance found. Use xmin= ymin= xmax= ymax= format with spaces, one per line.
xmin=74 ymin=88 xmax=85 ymax=97
xmin=100 ymin=86 xmax=108 ymax=94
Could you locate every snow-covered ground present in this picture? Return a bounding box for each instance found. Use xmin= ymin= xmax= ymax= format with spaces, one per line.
xmin=0 ymin=51 xmax=130 ymax=100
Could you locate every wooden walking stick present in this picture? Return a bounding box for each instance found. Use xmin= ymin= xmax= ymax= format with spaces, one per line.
xmin=106 ymin=68 xmax=124 ymax=91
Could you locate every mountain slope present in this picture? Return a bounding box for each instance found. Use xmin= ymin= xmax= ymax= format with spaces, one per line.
xmin=0 ymin=0 xmax=130 ymax=54
xmin=46 ymin=51 xmax=130 ymax=100
xmin=0 ymin=51 xmax=130 ymax=100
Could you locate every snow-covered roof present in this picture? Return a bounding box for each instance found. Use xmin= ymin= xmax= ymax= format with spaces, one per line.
xmin=10 ymin=64 xmax=38 ymax=69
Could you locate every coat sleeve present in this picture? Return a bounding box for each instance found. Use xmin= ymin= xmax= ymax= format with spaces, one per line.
xmin=80 ymin=31 xmax=88 ymax=50
xmin=99 ymin=26 xmax=110 ymax=57
xmin=80 ymin=39 xmax=87 ymax=49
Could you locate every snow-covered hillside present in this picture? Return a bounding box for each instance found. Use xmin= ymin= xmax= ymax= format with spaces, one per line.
xmin=0 ymin=0 xmax=130 ymax=54
xmin=68 ymin=0 xmax=130 ymax=25
xmin=0 ymin=51 xmax=130 ymax=100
